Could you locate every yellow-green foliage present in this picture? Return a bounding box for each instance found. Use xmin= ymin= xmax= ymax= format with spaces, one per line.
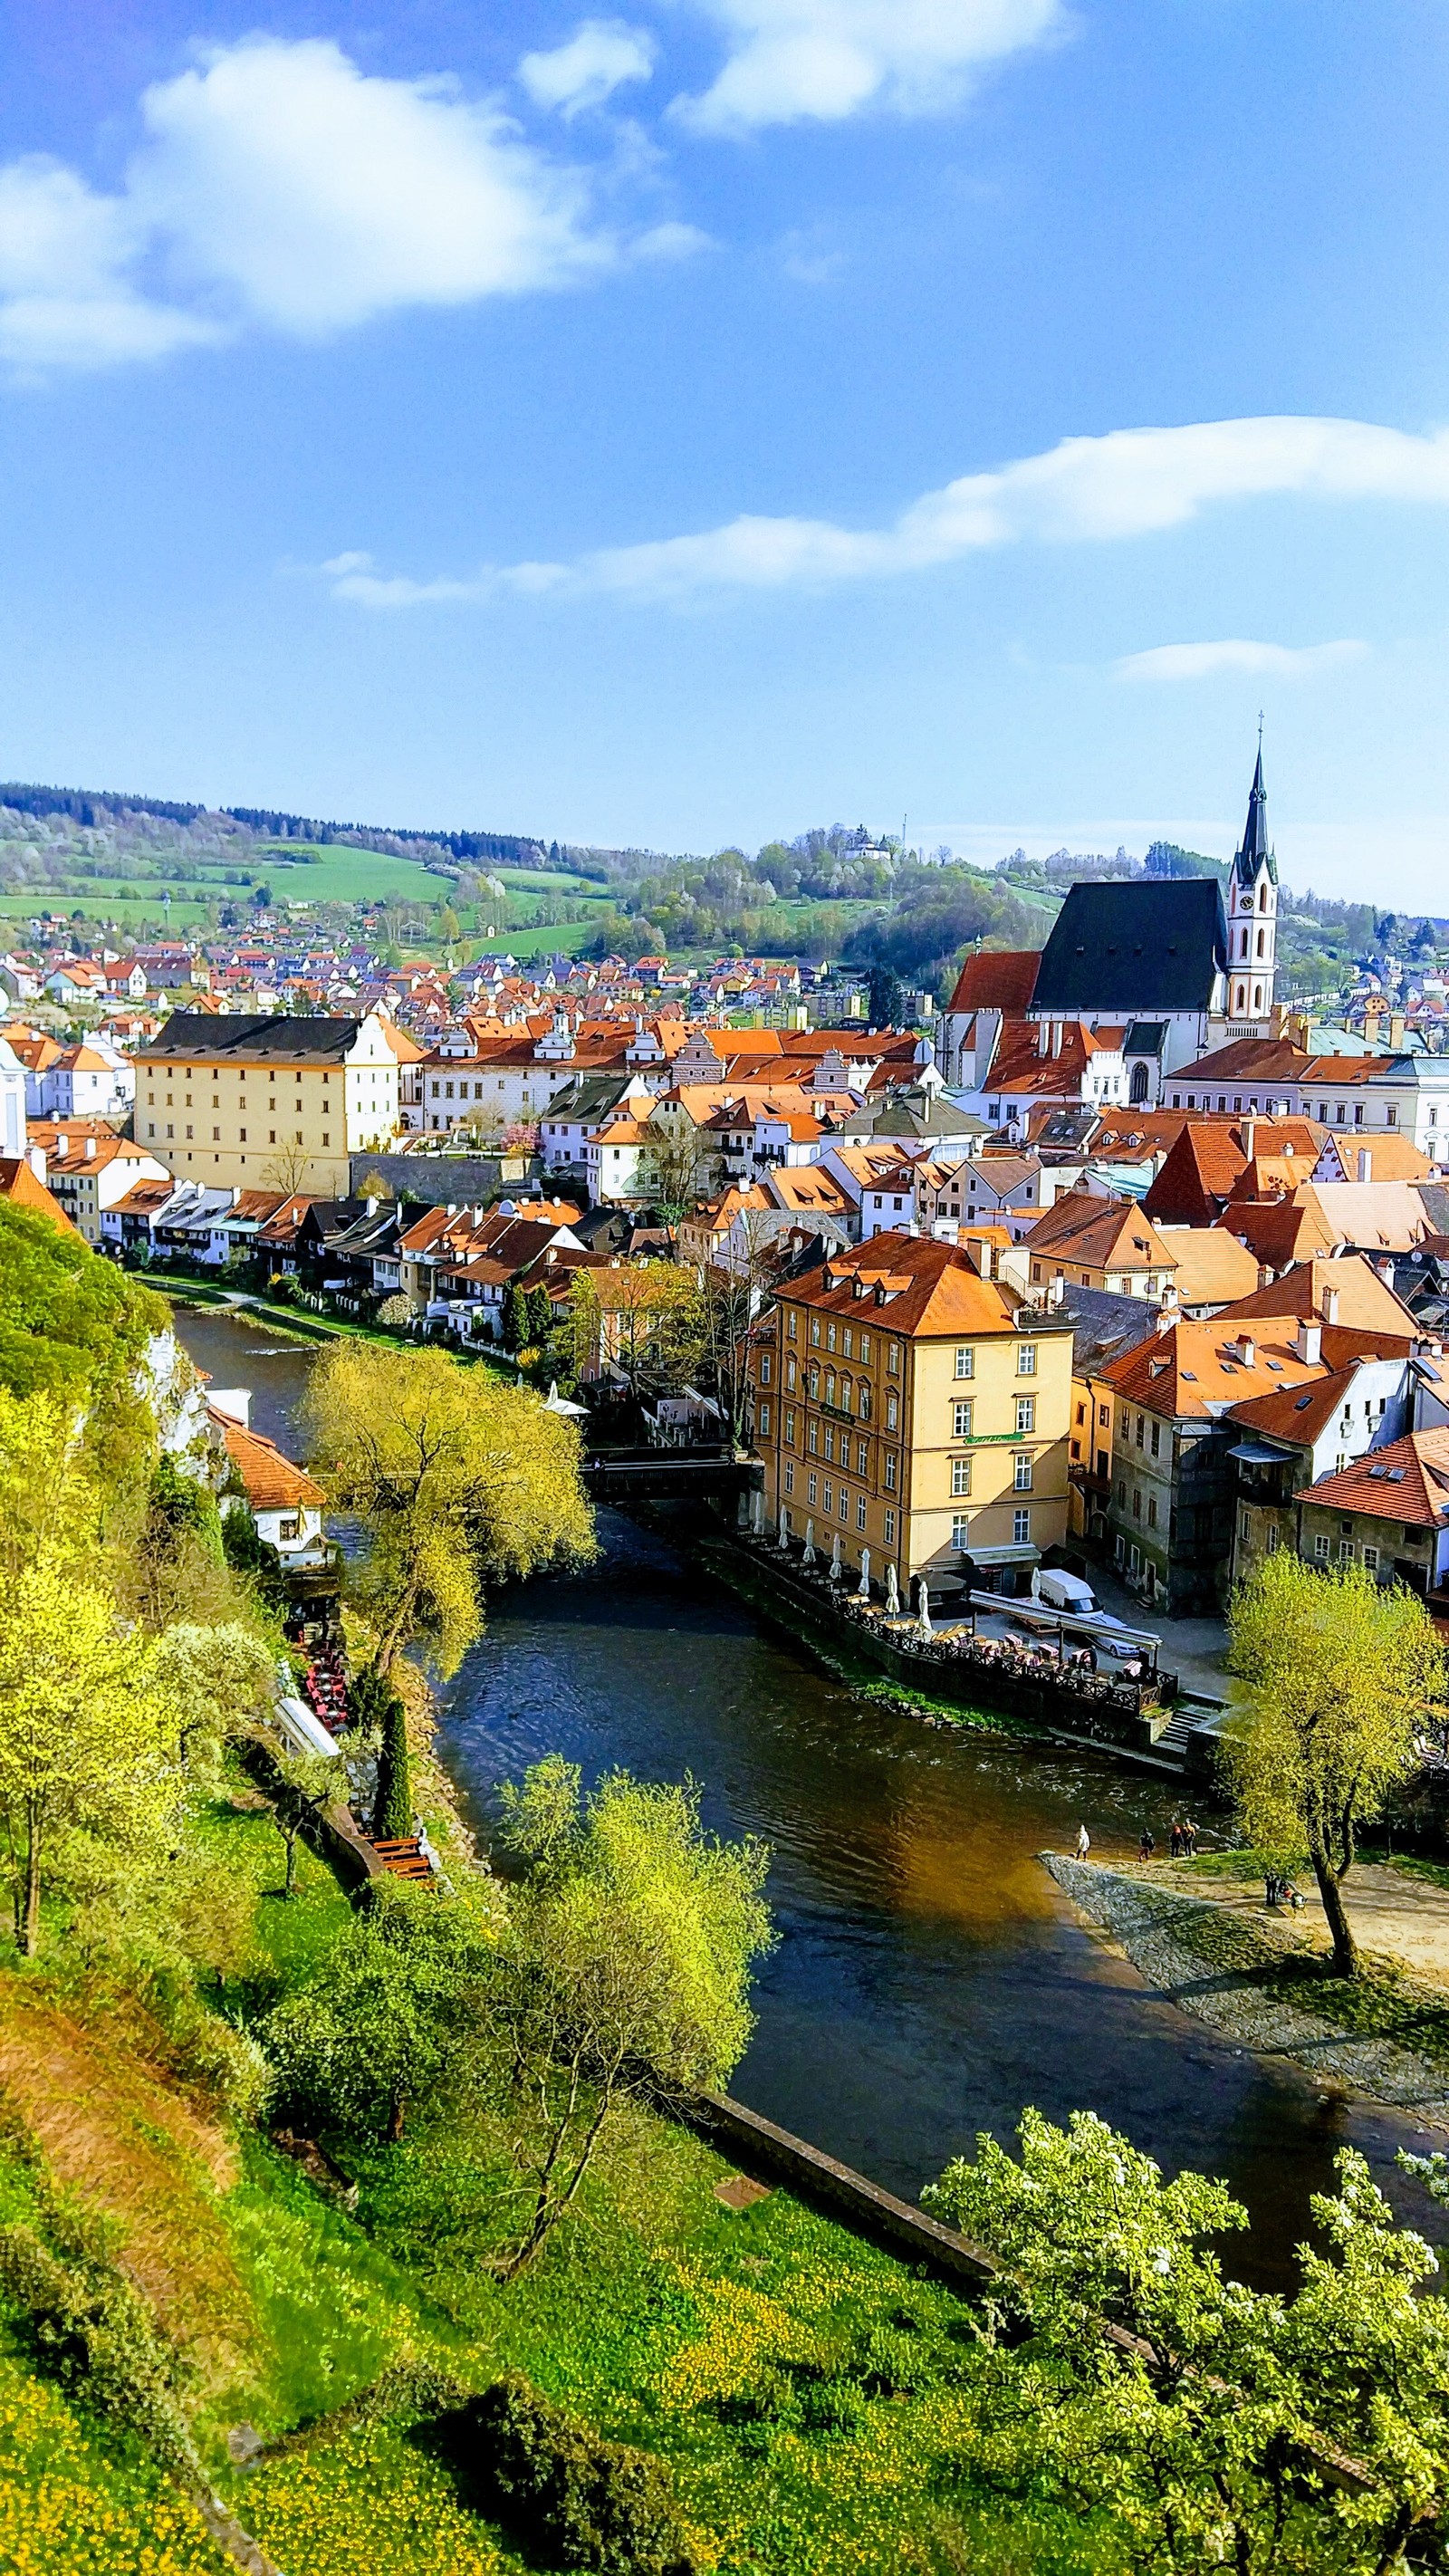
xmin=302 ymin=1341 xmax=596 ymax=1672
xmin=0 ymin=2346 xmax=231 ymax=2576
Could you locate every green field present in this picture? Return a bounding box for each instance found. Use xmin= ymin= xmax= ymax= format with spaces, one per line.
xmin=494 ymin=867 xmax=610 ymax=896
xmin=253 ymin=844 xmax=459 ymax=905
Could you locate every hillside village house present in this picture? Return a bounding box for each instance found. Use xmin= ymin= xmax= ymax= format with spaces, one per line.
xmin=135 ymin=1011 xmax=401 ymax=1196
xmin=36 ymin=1129 xmax=171 ymax=1246
xmin=1092 ymin=1261 xmax=1433 ymax=1611
xmin=1295 ymin=1427 xmax=1449 ymax=1604
xmin=208 ymin=1394 xmax=330 ymax=1573
xmin=751 ymin=1233 xmax=1072 ymax=1602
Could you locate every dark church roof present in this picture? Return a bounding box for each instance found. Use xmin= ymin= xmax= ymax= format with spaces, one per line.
xmin=1233 ymin=747 xmax=1279 ymax=889
xmin=1031 ymin=879 xmax=1228 ymax=1015
xmin=146 ymin=1011 xmax=365 ymax=1062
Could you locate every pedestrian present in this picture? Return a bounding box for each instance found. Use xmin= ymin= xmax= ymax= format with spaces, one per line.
xmin=1137 ymin=1826 xmax=1156 ymax=1862
xmin=1169 ymin=1818 xmax=1183 ymax=1860
xmin=1075 ymin=1823 xmax=1091 ymax=1862
xmin=1184 ymin=1815 xmax=1198 ymax=1858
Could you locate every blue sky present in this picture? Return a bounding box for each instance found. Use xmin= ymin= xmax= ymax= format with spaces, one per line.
xmin=2 ymin=2 xmax=1448 ymax=896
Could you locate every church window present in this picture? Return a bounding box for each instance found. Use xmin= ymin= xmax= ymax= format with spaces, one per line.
xmin=1256 ymin=928 xmax=1266 ymax=957
xmin=1260 ymin=884 xmax=1269 ymax=910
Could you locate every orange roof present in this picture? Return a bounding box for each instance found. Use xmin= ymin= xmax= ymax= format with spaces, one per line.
xmin=1315 ymin=1133 xmax=1433 ymax=1185
xmin=1156 ymin=1227 xmax=1261 ymax=1307
xmin=1216 ymin=1253 xmax=1419 ymax=1336
xmin=945 ymin=949 xmax=1041 ymax=1016
xmin=1226 ymin=1361 xmax=1371 ymax=1448
xmin=1215 ymin=1197 xmax=1338 ymax=1272
xmin=780 ymin=1231 xmax=1061 ymax=1341
xmin=0 ymin=1158 xmax=80 ymax=1235
xmin=1300 ymin=1426 xmax=1449 ymax=1528
xmin=1021 ymin=1193 xmax=1176 ymax=1273
xmin=216 ymin=1414 xmax=325 ymax=1511
xmin=1100 ymin=1315 xmax=1374 ymax=1420
xmin=1144 ymin=1117 xmax=1325 ymax=1226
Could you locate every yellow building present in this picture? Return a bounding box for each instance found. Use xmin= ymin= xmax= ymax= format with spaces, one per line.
xmin=135 ymin=1011 xmax=401 ymax=1197
xmin=750 ymin=1231 xmax=1072 ymax=1599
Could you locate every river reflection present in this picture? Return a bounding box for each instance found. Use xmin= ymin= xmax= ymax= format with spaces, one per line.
xmin=171 ymin=1306 xmax=1449 ymax=2293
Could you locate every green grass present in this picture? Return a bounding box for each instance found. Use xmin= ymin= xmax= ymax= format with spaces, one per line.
xmin=252 ymin=845 xmax=458 ymax=906
xmin=0 ymin=2340 xmax=234 ymax=2576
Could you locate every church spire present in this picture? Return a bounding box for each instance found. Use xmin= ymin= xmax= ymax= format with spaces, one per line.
xmin=1234 ymin=738 xmax=1275 ymax=884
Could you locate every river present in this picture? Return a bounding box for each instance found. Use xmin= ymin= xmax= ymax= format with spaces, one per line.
xmin=175 ymin=1303 xmax=1449 ymax=2292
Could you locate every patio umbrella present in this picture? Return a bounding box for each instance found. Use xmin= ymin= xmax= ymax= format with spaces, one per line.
xmin=857 ymin=1548 xmax=871 ymax=1600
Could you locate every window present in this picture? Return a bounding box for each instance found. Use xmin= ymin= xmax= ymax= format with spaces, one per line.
xmin=1147 ymin=1497 xmax=1157 ymax=1529
xmin=786 ymin=1355 xmax=797 ymax=1390
xmin=884 ymin=1507 xmax=897 ymax=1545
xmin=1099 ymin=1402 xmax=1109 ymax=1427
xmin=808 ymin=1365 xmax=820 ymax=1397
xmin=1013 ymin=1452 xmax=1033 ymax=1492
xmin=952 ymin=1456 xmax=972 ymax=1496
xmin=784 ymin=1461 xmax=794 ymax=1493
xmin=1339 ymin=1538 xmax=1354 ymax=1561
xmin=840 ymin=1377 xmax=853 ymax=1415
xmin=857 ymin=1439 xmax=868 ymax=1475
xmin=858 ymin=1383 xmax=871 ymax=1421
xmin=1363 ymin=1543 xmax=1379 ymax=1572
xmin=955 ymin=1346 xmax=974 ymax=1379
xmin=1116 ymin=1477 xmax=1127 ymax=1504
xmin=823 ymin=1426 xmax=834 ymax=1461
xmin=808 ymin=1472 xmax=818 ymax=1504
xmin=1266 ymin=1525 xmax=1279 ymax=1553
xmin=888 ymin=1341 xmax=900 ymax=1374
xmin=1016 ymin=1396 xmax=1035 ymax=1437
xmin=760 ymin=1351 xmax=772 ymax=1384
xmin=886 ymin=1394 xmax=898 ymax=1430
xmin=839 ymin=1486 xmax=850 ymax=1523
xmin=1017 ymin=1343 xmax=1036 ymax=1376
xmin=811 ymin=1316 xmax=821 ymax=1345
xmin=826 ymin=1322 xmax=837 ymax=1351
xmin=1313 ymin=1533 xmax=1329 ymax=1562
xmin=784 ymin=1408 xmax=795 ymax=1445
xmin=856 ymin=1493 xmax=867 ymax=1531
xmin=825 ymin=1370 xmax=836 ymax=1407
xmin=758 ymin=1402 xmax=770 ymax=1436
xmin=279 ymin=1516 xmax=300 ymax=1542
xmin=808 ymin=1420 xmax=819 ymax=1453
xmin=1134 ymin=1411 xmax=1145 ymax=1449
xmin=842 ymin=1329 xmax=853 ymax=1359
xmin=859 ymin=1332 xmax=871 ymax=1362
xmin=952 ymin=1513 xmax=970 ymax=1551
xmin=212 ymin=1127 xmax=220 ymax=1142
xmin=1013 ymin=1508 xmax=1032 ymax=1544
xmin=787 ymin=1311 xmax=798 ymax=1340
xmin=147 ymin=1122 xmax=155 ymax=1138
xmin=954 ymin=1399 xmax=974 ymax=1438
xmin=1076 ymin=1402 xmax=1086 ymax=1426
xmin=1240 ymin=1511 xmax=1251 ymax=1543
xmin=884 ymin=1451 xmax=897 ymax=1491
xmin=1131 ymin=1488 xmax=1142 ymax=1520
xmin=822 ymin=1482 xmax=833 ymax=1514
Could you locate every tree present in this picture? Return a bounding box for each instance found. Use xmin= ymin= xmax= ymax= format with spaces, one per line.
xmin=437 ymin=905 xmax=461 ymax=943
xmin=374 ymin=1694 xmax=412 ymax=1840
xmin=270 ymin=1745 xmax=338 ymax=1898
xmin=488 ymin=1760 xmax=772 ymax=2277
xmin=525 ymin=1284 xmax=553 ymax=1346
xmin=0 ymin=1388 xmax=101 ymax=1584
xmin=925 ymin=2109 xmax=1449 ymax=2575
xmin=565 ymin=1267 xmax=704 ymax=1408
xmin=0 ymin=1204 xmax=163 ymax=1483
xmin=1224 ymin=1554 xmax=1443 ymax=1975
xmin=503 ymin=1283 xmax=531 ymax=1353
xmin=867 ymin=962 xmax=907 ymax=1028
xmin=0 ymin=1561 xmax=183 ymax=1955
xmin=263 ymin=1880 xmax=498 ymax=2139
xmin=262 ymin=1143 xmax=314 ymax=1197
xmin=640 ymin=1120 xmax=716 ymax=1241
xmin=302 ymin=1342 xmax=595 ymax=1677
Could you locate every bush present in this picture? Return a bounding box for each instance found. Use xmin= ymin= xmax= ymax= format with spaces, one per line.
xmin=456 ymin=2372 xmax=699 ymax=2574
xmin=0 ymin=2216 xmax=199 ymax=2484
xmin=375 ymin=1294 xmax=413 ymax=1331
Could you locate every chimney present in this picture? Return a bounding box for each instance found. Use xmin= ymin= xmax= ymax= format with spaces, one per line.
xmin=1236 ymin=1333 xmax=1255 ymax=1367
xmin=1295 ymin=1320 xmax=1322 ymax=1365
xmin=1358 ymin=1149 xmax=1373 ymax=1183
xmin=84 ymin=1137 xmax=95 ymax=1159
xmin=1322 ymin=1285 xmax=1340 ymax=1326
xmin=1036 ymin=1021 xmax=1050 ymax=1056
xmin=1389 ymin=1014 xmax=1406 ymax=1050
xmin=1256 ymin=1263 xmax=1274 ymax=1290
xmin=1241 ymin=1115 xmax=1256 ymax=1162
xmin=1052 ymin=1019 xmax=1063 ymax=1058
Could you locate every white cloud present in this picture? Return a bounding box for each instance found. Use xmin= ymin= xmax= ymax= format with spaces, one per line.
xmin=674 ymin=0 xmax=1063 ymax=134
xmin=321 ymin=412 xmax=1449 ymax=609
xmin=1114 ymin=638 xmax=1369 ymax=684
xmin=520 ymin=20 xmax=657 ymax=118
xmin=0 ymin=36 xmax=635 ymax=370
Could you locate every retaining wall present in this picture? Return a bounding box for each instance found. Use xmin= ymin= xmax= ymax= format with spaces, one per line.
xmin=710 ymin=1538 xmax=1177 ymax=1764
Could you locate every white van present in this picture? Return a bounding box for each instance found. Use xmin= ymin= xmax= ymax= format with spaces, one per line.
xmin=1032 ymin=1567 xmax=1099 ymax=1617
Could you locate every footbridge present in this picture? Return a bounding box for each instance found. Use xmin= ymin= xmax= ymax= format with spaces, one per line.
xmin=581 ymin=1446 xmax=764 ymax=1507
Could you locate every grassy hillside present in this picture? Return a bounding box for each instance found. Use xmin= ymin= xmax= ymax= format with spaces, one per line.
xmin=0 ymin=1778 xmax=1108 ymax=2576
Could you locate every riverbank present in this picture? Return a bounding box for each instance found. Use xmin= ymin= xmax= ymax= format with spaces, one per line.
xmin=1044 ymin=1854 xmax=1449 ymax=2121
xmin=147 ymin=1275 xmax=517 ymax=1368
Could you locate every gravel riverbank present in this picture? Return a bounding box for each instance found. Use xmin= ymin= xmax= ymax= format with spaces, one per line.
xmin=1043 ymin=1854 xmax=1449 ymax=2121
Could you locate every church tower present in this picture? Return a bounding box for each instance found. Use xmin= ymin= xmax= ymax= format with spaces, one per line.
xmin=1226 ymin=743 xmax=1278 ymax=1023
